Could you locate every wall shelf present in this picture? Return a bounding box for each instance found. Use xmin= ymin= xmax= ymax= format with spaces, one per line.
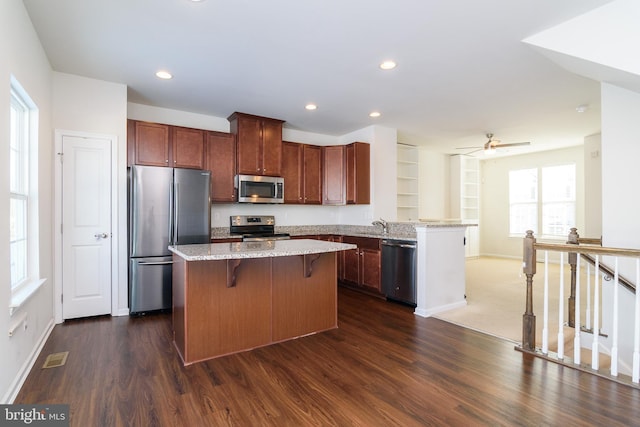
xmin=397 ymin=144 xmax=419 ymax=221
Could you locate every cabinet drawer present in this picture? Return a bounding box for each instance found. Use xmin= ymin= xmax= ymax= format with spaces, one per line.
xmin=342 ymin=236 xmax=380 ymax=251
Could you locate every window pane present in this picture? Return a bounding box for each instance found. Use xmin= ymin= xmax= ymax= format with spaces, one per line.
xmin=10 ymin=197 xmax=27 ymax=286
xmin=9 ymin=85 xmax=30 ymax=289
xmin=542 ymin=164 xmax=575 ymax=236
xmin=509 ymin=168 xmax=538 ymax=234
xmin=542 ymin=202 xmax=575 ymax=236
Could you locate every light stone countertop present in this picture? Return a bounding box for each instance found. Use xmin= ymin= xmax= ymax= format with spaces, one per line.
xmin=169 ymin=239 xmax=356 ymax=261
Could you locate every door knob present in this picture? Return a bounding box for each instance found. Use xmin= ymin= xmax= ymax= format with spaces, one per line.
xmin=95 ymin=232 xmax=109 ymax=239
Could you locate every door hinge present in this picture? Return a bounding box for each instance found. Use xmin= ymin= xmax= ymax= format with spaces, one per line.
xmin=61 ymin=294 xmax=63 ymax=304
xmin=57 ymin=152 xmax=64 ymax=163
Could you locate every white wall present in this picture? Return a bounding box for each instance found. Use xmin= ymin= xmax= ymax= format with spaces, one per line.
xmin=583 ymin=133 xmax=602 ymax=238
xmin=53 ymin=73 xmax=128 ymax=315
xmin=480 ymin=146 xmax=585 ymax=259
xmin=598 ymin=83 xmax=640 ymax=372
xmin=1 ymin=0 xmax=54 ymax=403
xmin=128 ymin=104 xmax=398 ymax=227
xmin=418 ymin=149 xmax=449 ymax=220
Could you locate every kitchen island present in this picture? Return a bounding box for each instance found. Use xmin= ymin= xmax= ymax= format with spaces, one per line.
xmin=169 ymin=239 xmax=356 ymax=365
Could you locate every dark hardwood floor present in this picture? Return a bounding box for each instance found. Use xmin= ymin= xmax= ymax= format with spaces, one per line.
xmin=16 ymin=287 xmax=640 ymax=426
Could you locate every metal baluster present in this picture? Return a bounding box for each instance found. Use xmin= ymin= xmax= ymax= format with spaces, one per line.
xmin=542 ymin=251 xmax=549 ymax=355
xmin=574 ymin=254 xmax=581 ymax=365
xmin=558 ymin=252 xmax=565 ymax=360
xmin=592 ymin=256 xmax=600 ymax=370
xmin=611 ymin=258 xmax=619 ymax=377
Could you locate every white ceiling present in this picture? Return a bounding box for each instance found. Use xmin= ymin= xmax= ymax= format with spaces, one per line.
xmin=23 ymin=0 xmax=616 ymax=155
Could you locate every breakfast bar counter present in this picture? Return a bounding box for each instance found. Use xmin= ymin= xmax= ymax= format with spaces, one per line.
xmin=169 ymin=239 xmax=355 ymax=365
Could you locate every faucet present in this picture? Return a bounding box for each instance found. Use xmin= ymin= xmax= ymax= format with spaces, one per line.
xmin=372 ymin=218 xmax=388 ymax=234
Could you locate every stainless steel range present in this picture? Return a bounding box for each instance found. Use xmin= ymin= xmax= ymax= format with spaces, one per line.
xmin=230 ymin=215 xmax=290 ymax=242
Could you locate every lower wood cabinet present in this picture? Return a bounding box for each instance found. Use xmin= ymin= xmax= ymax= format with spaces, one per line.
xmin=339 ymin=236 xmax=381 ymax=293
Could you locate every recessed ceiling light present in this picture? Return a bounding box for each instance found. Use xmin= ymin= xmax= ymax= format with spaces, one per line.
xmin=369 ymin=111 xmax=381 ymax=118
xmin=155 ymin=70 xmax=173 ymax=80
xmin=305 ymin=104 xmax=317 ymax=110
xmin=576 ymin=104 xmax=588 ymax=113
xmin=379 ymin=61 xmax=396 ymax=70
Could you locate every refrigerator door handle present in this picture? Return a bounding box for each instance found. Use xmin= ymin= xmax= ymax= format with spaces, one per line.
xmin=168 ymin=178 xmax=175 ymax=246
xmin=137 ymin=260 xmax=174 ymax=266
xmin=173 ymin=181 xmax=179 ymax=245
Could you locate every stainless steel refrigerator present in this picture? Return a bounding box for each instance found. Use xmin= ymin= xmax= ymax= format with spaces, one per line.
xmin=128 ymin=165 xmax=211 ymax=314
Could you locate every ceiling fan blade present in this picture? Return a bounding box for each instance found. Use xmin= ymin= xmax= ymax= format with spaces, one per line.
xmin=456 ymin=146 xmax=482 ymax=150
xmin=496 ymin=141 xmax=530 ymax=148
xmin=464 ymin=148 xmax=483 ymax=155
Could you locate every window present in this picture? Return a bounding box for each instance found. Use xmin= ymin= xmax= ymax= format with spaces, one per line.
xmin=9 ymin=77 xmax=39 ymax=300
xmin=509 ymin=164 xmax=576 ymax=237
xmin=10 ymin=88 xmax=29 ymax=288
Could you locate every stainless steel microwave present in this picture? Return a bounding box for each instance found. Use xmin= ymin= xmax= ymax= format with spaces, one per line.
xmin=235 ymin=174 xmax=284 ymax=203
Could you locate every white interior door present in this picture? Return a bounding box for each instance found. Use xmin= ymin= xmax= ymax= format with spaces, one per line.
xmin=61 ymin=135 xmax=112 ymax=319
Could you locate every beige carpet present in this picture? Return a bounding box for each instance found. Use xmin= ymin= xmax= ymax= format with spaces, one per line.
xmin=434 ymin=256 xmax=610 ymax=369
xmin=434 ymin=257 xmax=574 ymax=348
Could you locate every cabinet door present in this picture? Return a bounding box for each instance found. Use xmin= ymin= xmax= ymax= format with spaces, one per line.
xmin=360 ymin=248 xmax=381 ymax=292
xmin=235 ymin=115 xmax=262 ymax=175
xmin=303 ymin=144 xmax=322 ymax=204
xmin=172 ymin=126 xmax=205 ymax=169
xmin=131 ymin=121 xmax=170 ymax=166
xmin=346 ymin=142 xmax=370 ymax=204
xmin=282 ymin=141 xmax=303 ymax=204
xmin=261 ymin=119 xmax=283 ymax=176
xmin=342 ymin=248 xmax=360 ymax=284
xmin=206 ymin=131 xmax=236 ymax=203
xmin=322 ymin=145 xmax=345 ymax=205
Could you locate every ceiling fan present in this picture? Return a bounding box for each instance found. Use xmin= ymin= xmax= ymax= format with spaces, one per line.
xmin=457 ymin=133 xmax=531 ymax=155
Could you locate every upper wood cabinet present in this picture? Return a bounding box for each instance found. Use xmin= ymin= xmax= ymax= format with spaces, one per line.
xmin=322 ymin=143 xmax=370 ymax=205
xmin=346 ymin=142 xmax=370 ymax=204
xmin=322 ymin=145 xmax=345 ymax=205
xmin=172 ymin=126 xmax=205 ymax=169
xmin=282 ymin=141 xmax=303 ymax=203
xmin=282 ymin=141 xmax=322 ymax=204
xmin=127 ymin=120 xmax=205 ymax=169
xmin=205 ymin=131 xmax=236 ymax=203
xmin=128 ymin=120 xmax=170 ymax=167
xmin=228 ymin=112 xmax=284 ymax=176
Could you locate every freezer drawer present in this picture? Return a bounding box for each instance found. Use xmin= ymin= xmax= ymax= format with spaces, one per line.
xmin=129 ymin=256 xmax=173 ymax=314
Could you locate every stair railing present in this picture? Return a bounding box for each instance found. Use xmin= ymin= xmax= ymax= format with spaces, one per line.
xmin=522 ymin=229 xmax=640 ymax=384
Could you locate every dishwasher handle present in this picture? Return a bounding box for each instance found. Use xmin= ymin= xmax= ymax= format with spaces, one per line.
xmin=382 ymin=240 xmax=416 ymax=249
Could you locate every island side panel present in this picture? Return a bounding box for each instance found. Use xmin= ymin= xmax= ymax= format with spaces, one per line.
xmin=184 ymin=258 xmax=273 ymax=364
xmin=172 ymin=254 xmax=187 ymax=362
xmin=271 ymin=252 xmax=338 ymax=342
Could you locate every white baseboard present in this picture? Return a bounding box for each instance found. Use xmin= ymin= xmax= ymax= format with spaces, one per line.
xmin=414 ymin=300 xmax=467 ymax=318
xmin=2 ymin=318 xmax=55 ymax=404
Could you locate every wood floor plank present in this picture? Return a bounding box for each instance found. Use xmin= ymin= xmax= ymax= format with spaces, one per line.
xmin=15 ymin=287 xmax=640 ymax=426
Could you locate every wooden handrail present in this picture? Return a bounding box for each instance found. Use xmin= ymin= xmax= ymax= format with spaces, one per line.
xmin=580 ymin=253 xmax=636 ymax=293
xmin=533 ymin=242 xmax=640 ymax=258
xmin=578 ymin=237 xmax=602 ymax=245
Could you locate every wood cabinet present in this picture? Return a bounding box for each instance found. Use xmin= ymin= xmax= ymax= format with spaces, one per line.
xmin=172 ymin=126 xmax=205 ymax=169
xmin=340 ymin=236 xmax=381 ymax=293
xmin=127 ymin=120 xmax=205 ymax=169
xmin=228 ymin=112 xmax=284 ymax=176
xmin=322 ymin=145 xmax=345 ymax=205
xmin=205 ymin=131 xmax=236 ymax=203
xmin=172 ymin=253 xmax=338 ymax=365
xmin=346 ymin=142 xmax=370 ymax=204
xmin=282 ymin=141 xmax=322 ymax=204
xmin=322 ymin=142 xmax=370 ymax=205
xmin=128 ymin=120 xmax=170 ymax=167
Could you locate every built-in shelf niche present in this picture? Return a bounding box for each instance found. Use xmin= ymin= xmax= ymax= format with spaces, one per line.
xmin=397 ymin=143 xmax=419 ymax=221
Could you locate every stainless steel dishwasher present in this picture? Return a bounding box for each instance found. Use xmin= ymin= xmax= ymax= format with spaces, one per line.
xmin=381 ymin=239 xmax=417 ymax=306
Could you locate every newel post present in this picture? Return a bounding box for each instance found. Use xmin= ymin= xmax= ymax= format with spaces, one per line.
xmin=567 ymin=228 xmax=579 ymax=328
xmin=522 ymin=230 xmax=537 ymax=351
